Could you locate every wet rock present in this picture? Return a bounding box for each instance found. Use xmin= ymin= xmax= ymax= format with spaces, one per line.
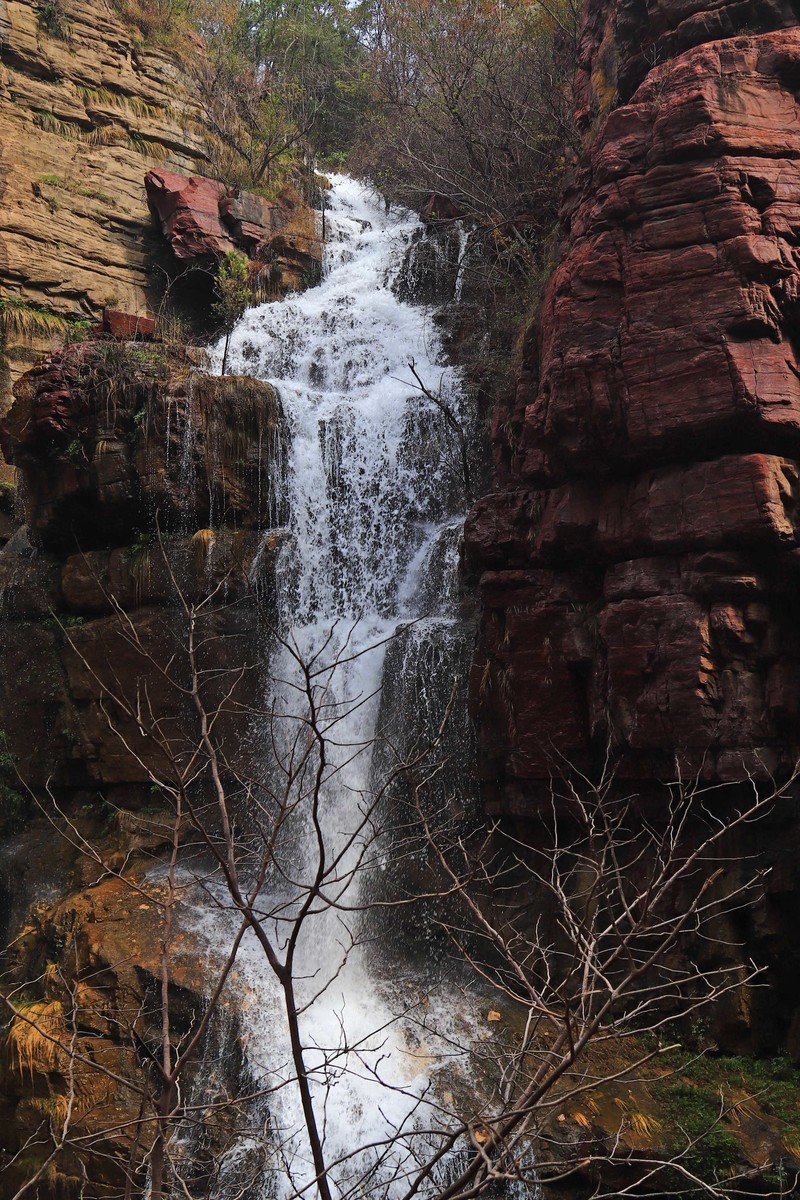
xmin=0 ymin=341 xmax=283 ymax=795
xmin=0 ymin=862 xmax=247 ymax=1199
xmin=2 ymin=342 xmax=285 ymax=552
xmin=61 ymin=529 xmax=285 ymax=614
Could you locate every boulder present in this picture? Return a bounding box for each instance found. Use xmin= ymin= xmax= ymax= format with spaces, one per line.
xmin=145 ymin=168 xmax=322 ymax=289
xmin=144 ymin=168 xmax=231 ymax=259
xmin=102 ymin=308 xmax=156 ymax=340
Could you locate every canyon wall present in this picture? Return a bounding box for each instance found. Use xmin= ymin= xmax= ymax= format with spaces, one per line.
xmin=0 ymin=338 xmax=287 ymax=1186
xmin=466 ymin=0 xmax=800 ymax=813
xmin=0 ymin=0 xmax=209 ymax=405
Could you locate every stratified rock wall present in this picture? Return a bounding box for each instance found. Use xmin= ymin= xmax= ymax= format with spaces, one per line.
xmin=0 ymin=337 xmax=289 ymax=1188
xmin=466 ymin=3 xmax=800 ymax=812
xmin=0 ymin=0 xmax=208 ymax=405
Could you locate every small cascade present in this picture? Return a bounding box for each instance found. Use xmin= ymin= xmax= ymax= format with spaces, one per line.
xmin=196 ymin=177 xmax=506 ymax=1199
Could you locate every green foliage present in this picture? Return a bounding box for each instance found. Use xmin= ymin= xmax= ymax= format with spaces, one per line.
xmin=655 ymin=1080 xmax=739 ymax=1182
xmin=63 ymin=318 xmax=93 ymax=345
xmin=0 ymin=299 xmax=75 ymax=342
xmin=44 ymin=614 xmax=85 ymax=641
xmin=108 ymin=0 xmax=199 ymax=48
xmin=213 ymin=251 xmax=252 ymax=332
xmin=198 ymin=0 xmax=369 ymax=190
xmin=129 ymin=528 xmax=156 ymax=562
xmin=37 ymin=173 xmax=116 ymax=207
xmin=653 ymin=1051 xmax=800 ymax=1188
xmin=214 ymin=250 xmax=253 ymax=374
xmin=95 ymin=341 xmax=164 ymax=376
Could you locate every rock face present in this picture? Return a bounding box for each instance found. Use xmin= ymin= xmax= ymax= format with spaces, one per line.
xmin=0 ymin=340 xmax=284 ymax=792
xmin=0 ymin=825 xmax=248 ymax=1196
xmin=467 ymin=4 xmax=800 ymax=813
xmin=0 ymin=0 xmax=211 ymax=408
xmin=0 ymin=340 xmax=284 ymax=1186
xmin=145 ymin=167 xmax=322 ymax=293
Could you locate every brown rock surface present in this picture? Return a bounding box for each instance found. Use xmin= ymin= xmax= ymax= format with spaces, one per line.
xmin=0 ymin=853 xmax=245 ymax=1197
xmin=469 ymin=6 xmax=800 ymax=808
xmin=0 ymin=0 xmax=208 ymax=411
xmin=0 ymin=333 xmax=284 ymax=1188
xmin=2 ymin=341 xmax=284 ymax=548
xmin=0 ymin=340 xmax=285 ymax=792
xmin=102 ymin=307 xmax=156 ymax=339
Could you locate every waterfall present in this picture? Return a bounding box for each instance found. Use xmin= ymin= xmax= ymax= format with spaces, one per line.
xmin=199 ymin=177 xmax=488 ymax=1199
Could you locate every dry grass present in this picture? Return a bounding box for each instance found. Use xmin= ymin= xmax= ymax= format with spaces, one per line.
xmin=7 ymin=1000 xmax=67 ymax=1079
xmin=75 ymin=84 xmax=165 ymax=122
xmin=29 ymin=1093 xmax=71 ymax=1125
xmin=108 ymin=0 xmax=196 ymax=52
xmin=32 ymin=110 xmax=170 ymax=159
xmin=629 ymin=1110 xmax=663 ymax=1138
xmin=0 ymin=301 xmax=72 ymax=340
xmin=191 ymin=528 xmax=217 ymax=566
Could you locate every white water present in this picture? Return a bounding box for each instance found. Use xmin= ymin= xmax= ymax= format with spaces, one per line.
xmin=200 ymin=177 xmax=487 ymax=1199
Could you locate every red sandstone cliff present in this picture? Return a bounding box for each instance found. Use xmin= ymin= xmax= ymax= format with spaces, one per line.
xmin=465 ymin=1 xmax=800 ymax=811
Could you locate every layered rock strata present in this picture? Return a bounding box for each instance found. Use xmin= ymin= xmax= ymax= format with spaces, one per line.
xmin=466 ymin=8 xmax=800 ymax=810
xmin=0 ymin=339 xmax=284 ymax=790
xmin=0 ymin=0 xmax=210 ymax=407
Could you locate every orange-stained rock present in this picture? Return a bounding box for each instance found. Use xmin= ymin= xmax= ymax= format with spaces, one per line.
xmin=0 ymin=859 xmax=247 ymax=1198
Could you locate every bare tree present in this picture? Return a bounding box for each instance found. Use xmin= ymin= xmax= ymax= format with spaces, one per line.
xmin=404 ymin=754 xmax=786 ymax=1197
xmin=353 ymin=0 xmax=582 ymax=236
xmin=1 ymin=549 xmax=793 ymax=1200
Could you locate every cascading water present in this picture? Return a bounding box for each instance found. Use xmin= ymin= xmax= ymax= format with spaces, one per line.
xmin=197 ymin=176 xmax=496 ymax=1199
